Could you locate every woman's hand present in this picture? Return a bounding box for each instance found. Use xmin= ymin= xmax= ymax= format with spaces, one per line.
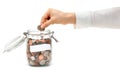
xmin=40 ymin=8 xmax=76 ymax=29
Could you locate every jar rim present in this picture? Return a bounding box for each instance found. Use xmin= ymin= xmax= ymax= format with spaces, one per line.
xmin=27 ymin=30 xmax=51 ymax=36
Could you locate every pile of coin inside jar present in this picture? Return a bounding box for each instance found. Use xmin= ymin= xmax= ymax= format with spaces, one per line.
xmin=26 ymin=25 xmax=52 ymax=66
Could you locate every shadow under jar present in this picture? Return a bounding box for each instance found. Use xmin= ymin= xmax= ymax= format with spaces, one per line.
xmin=26 ymin=30 xmax=52 ymax=66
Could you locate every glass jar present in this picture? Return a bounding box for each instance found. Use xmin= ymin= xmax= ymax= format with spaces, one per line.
xmin=4 ymin=29 xmax=58 ymax=66
xmin=26 ymin=30 xmax=52 ymax=66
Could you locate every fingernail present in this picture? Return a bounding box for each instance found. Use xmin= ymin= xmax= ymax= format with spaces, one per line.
xmin=41 ymin=25 xmax=44 ymax=29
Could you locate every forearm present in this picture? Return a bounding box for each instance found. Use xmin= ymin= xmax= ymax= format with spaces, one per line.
xmin=75 ymin=7 xmax=120 ymax=28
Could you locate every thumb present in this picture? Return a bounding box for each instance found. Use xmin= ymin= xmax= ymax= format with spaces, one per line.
xmin=41 ymin=19 xmax=54 ymax=29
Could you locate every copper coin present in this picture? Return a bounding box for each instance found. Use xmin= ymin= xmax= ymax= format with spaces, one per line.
xmin=37 ymin=25 xmax=45 ymax=31
xmin=39 ymin=54 xmax=44 ymax=61
xmin=28 ymin=39 xmax=33 ymax=45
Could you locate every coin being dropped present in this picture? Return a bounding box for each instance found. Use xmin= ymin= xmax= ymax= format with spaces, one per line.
xmin=37 ymin=25 xmax=45 ymax=31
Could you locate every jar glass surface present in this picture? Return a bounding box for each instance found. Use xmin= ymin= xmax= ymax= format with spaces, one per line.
xmin=26 ymin=30 xmax=52 ymax=66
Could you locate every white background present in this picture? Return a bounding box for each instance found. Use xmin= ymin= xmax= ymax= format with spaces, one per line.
xmin=0 ymin=0 xmax=120 ymax=71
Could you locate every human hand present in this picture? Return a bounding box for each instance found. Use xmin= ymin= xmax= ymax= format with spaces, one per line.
xmin=40 ymin=8 xmax=76 ymax=29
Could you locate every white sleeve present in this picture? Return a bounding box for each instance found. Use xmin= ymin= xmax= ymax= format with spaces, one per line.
xmin=75 ymin=7 xmax=120 ymax=29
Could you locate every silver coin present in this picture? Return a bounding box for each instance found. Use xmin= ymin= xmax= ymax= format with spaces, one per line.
xmin=46 ymin=55 xmax=51 ymax=61
xmin=29 ymin=60 xmax=35 ymax=65
xmin=43 ymin=56 xmax=47 ymax=60
xmin=41 ymin=51 xmax=45 ymax=54
xmin=30 ymin=56 xmax=36 ymax=60
xmin=29 ymin=60 xmax=39 ymax=66
xmin=45 ymin=61 xmax=49 ymax=65
xmin=43 ymin=51 xmax=50 ymax=57
xmin=39 ymin=60 xmax=46 ymax=65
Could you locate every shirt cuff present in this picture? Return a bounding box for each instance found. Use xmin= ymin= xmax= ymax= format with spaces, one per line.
xmin=75 ymin=11 xmax=93 ymax=29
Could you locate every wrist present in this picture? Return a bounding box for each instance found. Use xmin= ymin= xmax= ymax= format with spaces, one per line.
xmin=66 ymin=13 xmax=76 ymax=24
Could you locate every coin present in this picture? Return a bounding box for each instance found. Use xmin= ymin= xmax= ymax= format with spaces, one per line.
xmin=29 ymin=60 xmax=35 ymax=65
xmin=29 ymin=60 xmax=39 ymax=66
xmin=37 ymin=25 xmax=45 ymax=31
xmin=45 ymin=61 xmax=49 ymax=65
xmin=39 ymin=60 xmax=46 ymax=65
xmin=28 ymin=38 xmax=33 ymax=45
xmin=30 ymin=56 xmax=36 ymax=60
xmin=39 ymin=54 xmax=44 ymax=61
xmin=46 ymin=55 xmax=51 ymax=61
xmin=43 ymin=51 xmax=50 ymax=57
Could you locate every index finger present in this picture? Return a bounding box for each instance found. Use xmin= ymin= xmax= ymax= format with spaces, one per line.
xmin=41 ymin=9 xmax=51 ymax=24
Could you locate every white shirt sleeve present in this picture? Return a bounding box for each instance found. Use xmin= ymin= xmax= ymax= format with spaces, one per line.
xmin=75 ymin=7 xmax=120 ymax=29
